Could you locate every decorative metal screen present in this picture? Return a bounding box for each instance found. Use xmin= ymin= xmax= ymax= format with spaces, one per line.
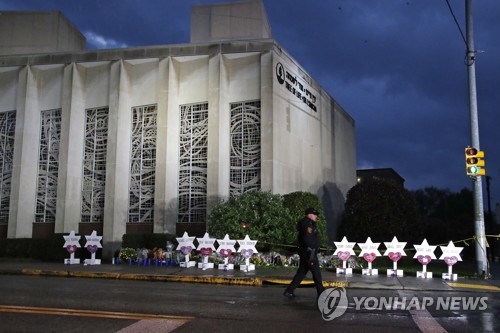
xmin=81 ymin=107 xmax=109 ymax=223
xmin=35 ymin=109 xmax=61 ymax=223
xmin=0 ymin=111 xmax=16 ymax=224
xmin=230 ymin=100 xmax=261 ymax=196
xmin=128 ymin=104 xmax=157 ymax=223
xmin=178 ymin=102 xmax=208 ymax=223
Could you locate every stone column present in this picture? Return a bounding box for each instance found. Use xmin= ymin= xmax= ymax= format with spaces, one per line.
xmin=103 ymin=60 xmax=131 ymax=256
xmin=8 ymin=66 xmax=39 ymax=238
xmin=56 ymin=63 xmax=85 ymax=233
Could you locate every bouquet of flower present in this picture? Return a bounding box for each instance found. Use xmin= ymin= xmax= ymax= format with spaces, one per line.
xmin=250 ymin=255 xmax=263 ymax=265
xmin=118 ymin=247 xmax=137 ymax=263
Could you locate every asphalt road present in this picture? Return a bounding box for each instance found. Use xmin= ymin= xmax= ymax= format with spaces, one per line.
xmin=0 ymin=275 xmax=498 ymax=332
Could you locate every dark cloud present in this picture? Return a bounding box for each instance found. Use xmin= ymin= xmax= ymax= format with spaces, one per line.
xmin=1 ymin=0 xmax=499 ymax=206
xmin=265 ymin=0 xmax=499 ymax=204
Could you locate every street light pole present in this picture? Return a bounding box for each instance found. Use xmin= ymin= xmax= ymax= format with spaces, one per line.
xmin=465 ymin=0 xmax=488 ymax=277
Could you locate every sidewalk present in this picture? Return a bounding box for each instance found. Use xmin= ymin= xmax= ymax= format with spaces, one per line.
xmin=1 ymin=260 xmax=499 ymax=293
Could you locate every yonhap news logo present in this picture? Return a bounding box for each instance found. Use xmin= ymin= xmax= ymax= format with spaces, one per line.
xmin=318 ymin=288 xmax=488 ymax=321
xmin=317 ymin=287 xmax=348 ymax=321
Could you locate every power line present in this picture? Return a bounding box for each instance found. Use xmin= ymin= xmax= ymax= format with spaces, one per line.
xmin=445 ymin=0 xmax=467 ymax=46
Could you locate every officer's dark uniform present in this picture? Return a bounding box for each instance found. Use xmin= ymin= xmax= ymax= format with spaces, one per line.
xmin=284 ymin=208 xmax=325 ymax=298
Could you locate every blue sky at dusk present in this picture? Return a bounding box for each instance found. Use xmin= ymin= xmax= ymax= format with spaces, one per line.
xmin=2 ymin=0 xmax=499 ymax=209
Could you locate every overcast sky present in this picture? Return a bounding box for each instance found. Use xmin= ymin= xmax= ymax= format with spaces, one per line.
xmin=2 ymin=0 xmax=499 ymax=209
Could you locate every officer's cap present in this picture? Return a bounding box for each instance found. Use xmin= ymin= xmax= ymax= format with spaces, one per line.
xmin=305 ymin=207 xmax=320 ymax=216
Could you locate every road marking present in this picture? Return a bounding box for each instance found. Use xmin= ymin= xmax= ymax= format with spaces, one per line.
xmin=0 ymin=304 xmax=193 ymax=322
xmin=117 ymin=319 xmax=188 ymax=333
xmin=398 ymin=291 xmax=448 ymax=333
xmin=407 ymin=308 xmax=447 ymax=333
xmin=446 ymin=282 xmax=500 ymax=291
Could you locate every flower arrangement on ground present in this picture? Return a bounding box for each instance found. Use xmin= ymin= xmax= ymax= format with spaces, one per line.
xmin=118 ymin=247 xmax=137 ymax=263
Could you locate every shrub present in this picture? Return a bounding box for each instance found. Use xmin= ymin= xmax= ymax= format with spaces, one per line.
xmin=208 ymin=191 xmax=294 ymax=252
xmin=283 ymin=191 xmax=328 ymax=246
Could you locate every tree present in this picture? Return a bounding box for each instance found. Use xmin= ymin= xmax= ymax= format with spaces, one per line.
xmin=283 ymin=191 xmax=328 ymax=246
xmin=413 ymin=187 xmax=474 ymax=245
xmin=341 ymin=179 xmax=420 ymax=243
xmin=207 ymin=191 xmax=294 ymax=252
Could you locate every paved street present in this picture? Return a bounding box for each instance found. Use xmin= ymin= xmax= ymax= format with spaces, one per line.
xmin=1 ymin=275 xmax=498 ymax=333
xmin=0 ymin=261 xmax=499 ymax=332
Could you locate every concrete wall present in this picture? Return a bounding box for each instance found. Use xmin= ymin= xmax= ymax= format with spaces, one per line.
xmin=269 ymin=51 xmax=356 ymax=240
xmin=0 ymin=40 xmax=355 ymax=253
xmin=191 ymin=0 xmax=272 ymax=43
xmin=0 ymin=11 xmax=86 ymax=55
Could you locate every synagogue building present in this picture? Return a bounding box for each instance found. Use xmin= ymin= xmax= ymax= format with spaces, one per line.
xmin=0 ymin=0 xmax=356 ymax=257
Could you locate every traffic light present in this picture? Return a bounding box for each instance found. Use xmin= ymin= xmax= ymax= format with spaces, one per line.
xmin=465 ymin=147 xmax=485 ymax=176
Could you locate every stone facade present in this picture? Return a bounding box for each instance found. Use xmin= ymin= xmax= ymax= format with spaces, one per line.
xmin=0 ymin=1 xmax=355 ymax=257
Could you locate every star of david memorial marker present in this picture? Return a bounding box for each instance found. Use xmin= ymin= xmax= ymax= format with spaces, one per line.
xmin=196 ymin=233 xmax=216 ymax=270
xmin=333 ymin=237 xmax=356 ymax=275
xmin=439 ymin=241 xmax=463 ymax=281
xmin=358 ymin=237 xmax=381 ymax=276
xmin=413 ymin=238 xmax=437 ymax=278
xmin=217 ymin=234 xmax=236 ymax=271
xmin=83 ymin=230 xmax=102 ymax=265
xmin=176 ymin=232 xmax=196 ymax=268
xmin=63 ymin=230 xmax=81 ymax=264
xmin=237 ymin=235 xmax=258 ymax=272
xmin=383 ymin=236 xmax=407 ymax=277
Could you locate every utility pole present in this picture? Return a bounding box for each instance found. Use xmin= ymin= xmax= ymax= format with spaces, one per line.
xmin=465 ymin=0 xmax=488 ymax=277
xmin=485 ymin=175 xmax=492 ymax=222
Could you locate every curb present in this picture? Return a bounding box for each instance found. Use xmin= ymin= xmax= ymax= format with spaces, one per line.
xmin=20 ymin=269 xmax=263 ymax=286
xmin=2 ymin=268 xmax=498 ymax=292
xmin=17 ymin=269 xmax=350 ymax=288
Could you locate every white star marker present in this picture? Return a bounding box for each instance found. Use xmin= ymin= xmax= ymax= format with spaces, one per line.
xmin=237 ymin=235 xmax=258 ymax=254
xmin=84 ymin=230 xmax=102 ymax=249
xmin=196 ymin=233 xmax=216 ymax=269
xmin=358 ymin=237 xmax=381 ymax=257
xmin=383 ymin=236 xmax=407 ymax=274
xmin=63 ymin=230 xmax=81 ymax=250
xmin=439 ymin=241 xmax=463 ymax=263
xmin=383 ymin=236 xmax=407 ymax=258
xmin=83 ymin=230 xmax=102 ymax=265
xmin=237 ymin=235 xmax=258 ymax=272
xmin=439 ymin=241 xmax=464 ymax=280
xmin=62 ymin=230 xmax=81 ymax=264
xmin=413 ymin=238 xmax=437 ymax=260
xmin=176 ymin=232 xmax=196 ymax=267
xmin=414 ymin=238 xmax=437 ymax=278
xmin=358 ymin=237 xmax=381 ymax=274
xmin=333 ymin=236 xmax=356 ymax=273
xmin=176 ymin=232 xmax=196 ymax=252
xmin=216 ymin=234 xmax=237 ymax=270
xmin=333 ymin=236 xmax=356 ymax=259
xmin=196 ymin=232 xmax=217 ymax=251
xmin=216 ymin=234 xmax=236 ymax=253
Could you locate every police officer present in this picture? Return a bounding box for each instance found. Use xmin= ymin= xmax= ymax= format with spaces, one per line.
xmin=283 ymin=207 xmax=325 ymax=298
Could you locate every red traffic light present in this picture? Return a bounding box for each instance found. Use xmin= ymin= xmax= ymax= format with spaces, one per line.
xmin=465 ymin=147 xmax=478 ymax=156
xmin=467 ymin=157 xmax=478 ymax=164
